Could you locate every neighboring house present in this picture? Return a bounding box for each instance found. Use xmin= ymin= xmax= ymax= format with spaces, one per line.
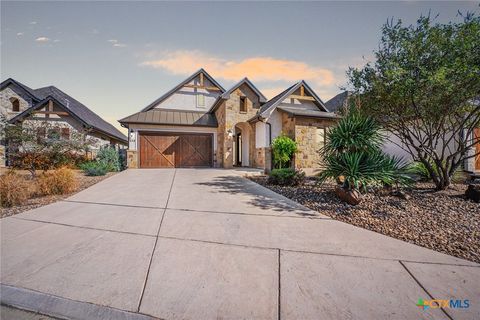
xmin=0 ymin=78 xmax=127 ymax=166
xmin=119 ymin=69 xmax=339 ymax=173
xmin=325 ymin=91 xmax=480 ymax=173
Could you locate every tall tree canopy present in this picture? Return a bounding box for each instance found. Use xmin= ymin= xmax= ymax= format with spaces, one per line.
xmin=348 ymin=13 xmax=480 ymax=190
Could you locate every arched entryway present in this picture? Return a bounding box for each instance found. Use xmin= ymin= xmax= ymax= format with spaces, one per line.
xmin=233 ymin=122 xmax=252 ymax=167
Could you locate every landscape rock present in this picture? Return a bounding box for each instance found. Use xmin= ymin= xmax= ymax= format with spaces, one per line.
xmin=465 ymin=184 xmax=480 ymax=203
xmin=335 ymin=186 xmax=362 ymax=205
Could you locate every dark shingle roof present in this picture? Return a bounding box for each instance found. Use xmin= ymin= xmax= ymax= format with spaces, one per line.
xmin=0 ymin=78 xmax=41 ymax=101
xmin=119 ymin=109 xmax=217 ymax=127
xmin=325 ymin=91 xmax=350 ymax=113
xmin=4 ymin=79 xmax=127 ymax=143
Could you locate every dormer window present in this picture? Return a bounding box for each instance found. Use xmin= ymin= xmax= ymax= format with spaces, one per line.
xmin=240 ymin=96 xmax=247 ymax=113
xmin=10 ymin=97 xmax=20 ymax=112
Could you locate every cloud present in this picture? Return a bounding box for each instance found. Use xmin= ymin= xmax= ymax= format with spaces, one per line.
xmin=53 ymin=39 xmax=61 ymax=43
xmin=140 ymin=50 xmax=335 ymax=86
xmin=35 ymin=37 xmax=50 ymax=42
xmin=108 ymin=39 xmax=126 ymax=47
xmin=29 ymin=21 xmax=37 ymax=25
xmin=16 ymin=32 xmax=24 ymax=36
xmin=260 ymin=87 xmax=286 ymax=99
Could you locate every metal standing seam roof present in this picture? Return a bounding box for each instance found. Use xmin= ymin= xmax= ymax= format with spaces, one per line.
xmin=2 ymin=79 xmax=128 ymax=143
xmin=276 ymin=106 xmax=342 ymax=119
xmin=118 ymin=109 xmax=218 ymax=127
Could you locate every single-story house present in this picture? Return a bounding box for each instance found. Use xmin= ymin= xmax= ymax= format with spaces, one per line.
xmin=0 ymin=78 xmax=127 ymax=166
xmin=325 ymin=91 xmax=480 ymax=174
xmin=119 ymin=69 xmax=340 ymax=173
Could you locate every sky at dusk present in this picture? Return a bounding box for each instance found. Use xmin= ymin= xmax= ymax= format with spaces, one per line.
xmin=1 ymin=1 xmax=478 ymax=132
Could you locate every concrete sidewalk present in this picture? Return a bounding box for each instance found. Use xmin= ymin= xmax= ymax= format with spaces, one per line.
xmin=1 ymin=169 xmax=479 ymax=320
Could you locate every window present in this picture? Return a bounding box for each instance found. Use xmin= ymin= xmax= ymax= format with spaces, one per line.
xmin=10 ymin=98 xmax=20 ymax=112
xmin=197 ymin=94 xmax=205 ymax=107
xmin=36 ymin=127 xmax=46 ymax=143
xmin=240 ymin=96 xmax=247 ymax=113
xmin=47 ymin=128 xmax=60 ymax=140
xmin=61 ymin=128 xmax=70 ymax=140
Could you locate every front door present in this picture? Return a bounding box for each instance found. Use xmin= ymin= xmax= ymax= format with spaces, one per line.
xmin=236 ymin=133 xmax=242 ymax=166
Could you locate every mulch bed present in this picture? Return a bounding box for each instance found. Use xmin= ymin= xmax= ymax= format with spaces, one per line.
xmin=0 ymin=171 xmax=116 ymax=218
xmin=249 ymin=176 xmax=480 ymax=264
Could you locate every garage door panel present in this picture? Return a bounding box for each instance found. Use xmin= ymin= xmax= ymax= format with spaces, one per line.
xmin=140 ymin=133 xmax=212 ymax=168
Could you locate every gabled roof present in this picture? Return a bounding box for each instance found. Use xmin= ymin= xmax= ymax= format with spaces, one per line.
xmin=5 ymin=81 xmax=127 ymax=143
xmin=140 ymin=68 xmax=226 ymax=112
xmin=209 ymin=77 xmax=267 ymax=113
xmin=0 ymin=78 xmax=42 ymax=102
xmin=325 ymin=91 xmax=350 ymax=113
xmin=221 ymin=78 xmax=267 ymax=103
xmin=119 ymin=108 xmax=217 ymax=127
xmin=252 ymin=80 xmax=329 ymax=121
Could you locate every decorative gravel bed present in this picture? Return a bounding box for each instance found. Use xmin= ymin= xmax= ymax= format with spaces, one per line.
xmin=249 ymin=176 xmax=480 ymax=263
xmin=0 ymin=171 xmax=116 ymax=218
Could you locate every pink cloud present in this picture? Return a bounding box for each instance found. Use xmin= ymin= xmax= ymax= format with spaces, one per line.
xmin=140 ymin=50 xmax=335 ymax=86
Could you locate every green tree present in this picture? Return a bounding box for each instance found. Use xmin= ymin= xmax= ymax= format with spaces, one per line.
xmin=348 ymin=13 xmax=480 ymax=190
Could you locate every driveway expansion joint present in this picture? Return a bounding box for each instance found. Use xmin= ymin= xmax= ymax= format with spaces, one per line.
xmin=398 ymin=261 xmax=454 ymax=320
xmin=137 ymin=169 xmax=177 ymax=313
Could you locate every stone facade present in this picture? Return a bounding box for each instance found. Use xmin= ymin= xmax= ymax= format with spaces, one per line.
xmin=278 ymin=114 xmax=337 ymax=173
xmin=127 ymin=150 xmax=138 ymax=168
xmin=216 ymin=83 xmax=260 ymax=168
xmin=0 ymin=86 xmax=33 ymax=120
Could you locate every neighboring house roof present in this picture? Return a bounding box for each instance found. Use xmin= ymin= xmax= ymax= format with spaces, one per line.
xmin=119 ymin=109 xmax=218 ymax=127
xmin=277 ymin=106 xmax=341 ymax=119
xmin=4 ymin=80 xmax=127 ymax=143
xmin=140 ymin=68 xmax=226 ymax=112
xmin=325 ymin=91 xmax=350 ymax=113
xmin=251 ymin=80 xmax=330 ymax=122
xmin=0 ymin=78 xmax=42 ymax=102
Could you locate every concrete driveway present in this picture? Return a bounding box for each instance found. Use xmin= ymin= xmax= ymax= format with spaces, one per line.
xmin=1 ymin=169 xmax=479 ymax=320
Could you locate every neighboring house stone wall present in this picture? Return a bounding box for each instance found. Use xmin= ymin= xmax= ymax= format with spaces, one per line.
xmin=0 ymin=86 xmax=33 ymax=120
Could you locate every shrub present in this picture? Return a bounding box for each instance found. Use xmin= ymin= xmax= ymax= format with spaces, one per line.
xmin=319 ymin=108 xmax=412 ymax=194
xmin=271 ymin=134 xmax=298 ymax=169
xmin=36 ymin=167 xmax=77 ymax=196
xmin=268 ymin=168 xmax=305 ymax=186
xmin=96 ymin=147 xmax=121 ymax=172
xmin=409 ymin=161 xmax=464 ymax=183
xmin=80 ymin=161 xmax=109 ymax=176
xmin=0 ymin=171 xmax=31 ymax=207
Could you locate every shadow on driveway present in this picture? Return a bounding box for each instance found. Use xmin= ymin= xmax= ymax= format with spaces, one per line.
xmin=196 ymin=175 xmax=316 ymax=217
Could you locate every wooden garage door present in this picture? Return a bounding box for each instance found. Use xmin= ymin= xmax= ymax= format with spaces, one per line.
xmin=139 ymin=133 xmax=213 ymax=168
